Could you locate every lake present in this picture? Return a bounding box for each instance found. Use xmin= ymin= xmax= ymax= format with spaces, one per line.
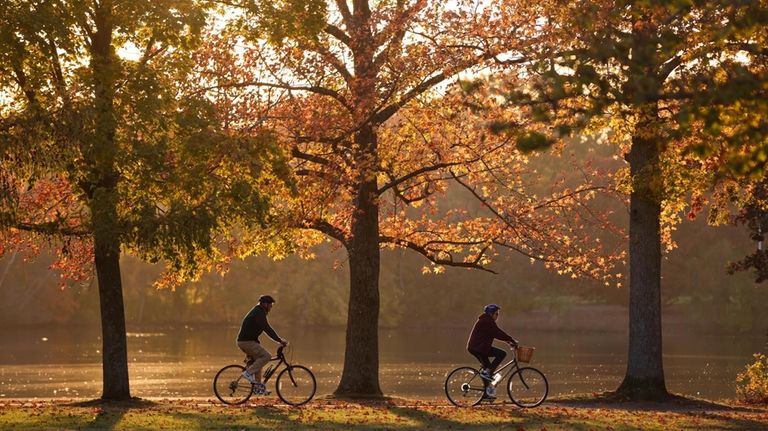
xmin=0 ymin=326 xmax=764 ymax=400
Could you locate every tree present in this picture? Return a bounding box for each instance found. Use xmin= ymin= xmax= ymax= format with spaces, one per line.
xmin=204 ymin=0 xmax=623 ymax=397
xmin=0 ymin=0 xmax=286 ymax=400
xmin=483 ymin=0 xmax=767 ymax=399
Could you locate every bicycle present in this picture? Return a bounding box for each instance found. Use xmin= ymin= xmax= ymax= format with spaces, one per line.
xmin=444 ymin=344 xmax=548 ymax=408
xmin=213 ymin=345 xmax=316 ymax=406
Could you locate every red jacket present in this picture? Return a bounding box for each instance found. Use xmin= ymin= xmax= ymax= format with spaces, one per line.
xmin=467 ymin=313 xmax=516 ymax=355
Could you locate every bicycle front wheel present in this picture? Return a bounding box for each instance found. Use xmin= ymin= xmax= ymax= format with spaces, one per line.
xmin=507 ymin=367 xmax=548 ymax=408
xmin=213 ymin=364 xmax=254 ymax=405
xmin=444 ymin=366 xmax=486 ymax=407
xmin=276 ymin=365 xmax=316 ymax=406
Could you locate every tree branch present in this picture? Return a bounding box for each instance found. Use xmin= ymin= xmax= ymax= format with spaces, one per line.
xmin=336 ymin=0 xmax=352 ymax=25
xmin=300 ymin=41 xmax=354 ymax=85
xmin=379 ymin=235 xmax=496 ymax=273
xmin=378 ymin=160 xmax=467 ymax=195
xmin=372 ymin=71 xmax=447 ymax=124
xmin=197 ymin=80 xmax=354 ymax=112
xmin=304 ymin=218 xmax=348 ymax=245
xmin=324 ymin=24 xmax=351 ymax=46
xmin=9 ymin=220 xmax=90 ymax=237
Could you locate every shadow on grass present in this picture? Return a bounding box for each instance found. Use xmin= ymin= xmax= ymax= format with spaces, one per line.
xmin=551 ymin=391 xmax=766 ymax=413
xmin=37 ymin=397 xmax=767 ymax=430
xmin=683 ymin=410 xmax=768 ymax=431
xmin=63 ymin=397 xmax=158 ymax=431
xmin=63 ymin=397 xmax=157 ymax=408
xmin=315 ymin=398 xmax=592 ymax=431
xmin=166 ymin=405 xmax=297 ymax=430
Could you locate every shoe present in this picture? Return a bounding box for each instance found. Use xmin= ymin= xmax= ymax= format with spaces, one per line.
xmin=479 ymin=369 xmax=492 ymax=381
xmin=241 ymin=370 xmax=257 ymax=384
xmin=485 ymin=385 xmax=497 ymax=398
xmin=252 ymin=382 xmax=271 ymax=395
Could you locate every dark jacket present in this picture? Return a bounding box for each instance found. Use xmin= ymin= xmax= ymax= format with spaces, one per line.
xmin=467 ymin=313 xmax=516 ymax=355
xmin=237 ymin=304 xmax=281 ymax=343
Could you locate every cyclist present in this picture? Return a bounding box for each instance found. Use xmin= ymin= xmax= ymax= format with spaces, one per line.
xmin=467 ymin=303 xmax=518 ymax=397
xmin=236 ymin=295 xmax=288 ymax=395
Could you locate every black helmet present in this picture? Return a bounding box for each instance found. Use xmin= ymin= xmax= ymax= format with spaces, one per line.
xmin=259 ymin=295 xmax=276 ymax=304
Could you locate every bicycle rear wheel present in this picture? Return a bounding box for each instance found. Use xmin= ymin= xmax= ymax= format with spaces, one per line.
xmin=276 ymin=365 xmax=316 ymax=406
xmin=507 ymin=366 xmax=548 ymax=408
xmin=445 ymin=366 xmax=486 ymax=407
xmin=213 ymin=364 xmax=254 ymax=405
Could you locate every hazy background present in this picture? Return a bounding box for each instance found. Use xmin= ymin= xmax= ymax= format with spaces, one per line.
xmin=0 ymin=201 xmax=763 ymax=332
xmin=1 ymin=148 xmax=766 ymax=400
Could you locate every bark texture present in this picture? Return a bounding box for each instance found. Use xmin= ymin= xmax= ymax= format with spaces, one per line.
xmin=616 ymin=107 xmax=669 ymax=401
xmin=334 ymin=126 xmax=383 ymax=397
xmin=89 ymin=0 xmax=131 ymax=401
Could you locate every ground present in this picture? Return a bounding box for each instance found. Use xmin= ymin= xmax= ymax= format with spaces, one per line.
xmin=0 ymin=396 xmax=766 ymax=430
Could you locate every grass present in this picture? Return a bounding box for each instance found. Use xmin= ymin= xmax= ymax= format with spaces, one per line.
xmin=0 ymin=396 xmax=766 ymax=430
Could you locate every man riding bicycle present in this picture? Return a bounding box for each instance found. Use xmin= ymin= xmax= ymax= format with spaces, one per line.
xmin=237 ymin=295 xmax=288 ymax=395
xmin=467 ymin=304 xmax=518 ymax=397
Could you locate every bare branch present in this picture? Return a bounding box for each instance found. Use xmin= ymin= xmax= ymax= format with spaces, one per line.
xmin=379 ymin=235 xmax=496 ymax=273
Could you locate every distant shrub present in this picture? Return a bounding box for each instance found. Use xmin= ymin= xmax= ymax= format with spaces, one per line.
xmin=736 ymin=353 xmax=768 ymax=405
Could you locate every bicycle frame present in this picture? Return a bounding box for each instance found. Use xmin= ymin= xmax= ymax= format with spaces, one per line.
xmin=484 ymin=347 xmax=522 ymax=384
xmin=216 ymin=344 xmax=317 ymax=406
xmin=244 ymin=345 xmax=289 ymax=384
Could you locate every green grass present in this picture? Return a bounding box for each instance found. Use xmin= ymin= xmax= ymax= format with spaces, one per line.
xmin=0 ymin=397 xmax=766 ymax=430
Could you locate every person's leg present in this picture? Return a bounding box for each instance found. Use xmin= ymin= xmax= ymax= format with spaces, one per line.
xmin=468 ymin=349 xmax=492 ymax=370
xmin=237 ymin=341 xmax=252 ymax=363
xmin=237 ymin=341 xmax=271 ymax=382
xmin=487 ymin=346 xmax=507 ymax=372
xmin=249 ymin=343 xmax=271 ymax=382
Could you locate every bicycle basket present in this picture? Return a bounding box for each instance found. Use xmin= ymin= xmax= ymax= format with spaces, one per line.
xmin=516 ymin=346 xmax=535 ymax=363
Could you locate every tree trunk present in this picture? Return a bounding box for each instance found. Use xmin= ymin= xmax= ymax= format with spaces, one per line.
xmin=616 ymin=110 xmax=669 ymax=400
xmin=334 ymin=125 xmax=383 ymax=398
xmin=89 ymin=0 xmax=131 ymax=401
xmin=93 ymin=208 xmax=131 ymax=400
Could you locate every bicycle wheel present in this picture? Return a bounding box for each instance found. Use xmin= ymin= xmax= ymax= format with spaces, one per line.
xmin=213 ymin=364 xmax=254 ymax=405
xmin=445 ymin=366 xmax=486 ymax=407
xmin=507 ymin=367 xmax=548 ymax=408
xmin=276 ymin=365 xmax=316 ymax=406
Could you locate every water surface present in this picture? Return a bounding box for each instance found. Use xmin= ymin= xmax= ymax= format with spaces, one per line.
xmin=0 ymin=326 xmax=762 ymax=400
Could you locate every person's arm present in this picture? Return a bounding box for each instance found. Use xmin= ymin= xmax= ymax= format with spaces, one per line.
xmin=491 ymin=321 xmax=518 ymax=345
xmin=255 ymin=310 xmax=284 ymax=343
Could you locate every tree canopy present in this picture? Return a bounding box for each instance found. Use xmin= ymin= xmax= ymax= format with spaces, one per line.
xmin=473 ymin=0 xmax=767 ymax=400
xmin=196 ymin=0 xmax=626 ymax=396
xmin=0 ymin=0 xmax=289 ymax=399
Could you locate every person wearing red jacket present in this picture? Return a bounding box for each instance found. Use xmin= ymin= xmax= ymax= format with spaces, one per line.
xmin=467 ymin=304 xmax=518 ymax=381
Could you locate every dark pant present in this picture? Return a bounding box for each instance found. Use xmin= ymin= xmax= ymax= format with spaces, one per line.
xmin=468 ymin=346 xmax=506 ymax=372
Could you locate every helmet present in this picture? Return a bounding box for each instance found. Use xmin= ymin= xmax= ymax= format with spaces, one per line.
xmin=484 ymin=304 xmax=500 ymax=314
xmin=259 ymin=295 xmax=276 ymax=304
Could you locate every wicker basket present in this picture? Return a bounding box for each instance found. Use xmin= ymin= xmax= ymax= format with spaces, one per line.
xmin=516 ymin=346 xmax=535 ymax=363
